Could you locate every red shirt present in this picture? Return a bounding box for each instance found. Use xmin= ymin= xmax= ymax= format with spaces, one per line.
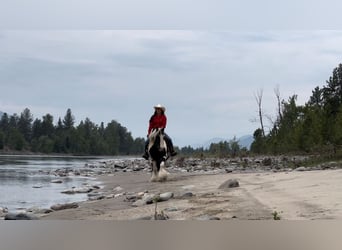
xmin=148 ymin=114 xmax=167 ymax=134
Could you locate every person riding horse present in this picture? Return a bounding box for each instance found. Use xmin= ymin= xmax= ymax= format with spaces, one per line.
xmin=142 ymin=104 xmax=177 ymax=160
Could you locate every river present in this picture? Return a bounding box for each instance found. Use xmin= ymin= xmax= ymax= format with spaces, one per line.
xmin=0 ymin=154 xmax=105 ymax=212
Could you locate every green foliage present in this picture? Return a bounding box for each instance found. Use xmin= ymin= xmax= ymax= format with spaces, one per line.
xmin=0 ymin=108 xmax=145 ymax=155
xmin=272 ymin=211 xmax=281 ymax=220
xmin=251 ymin=63 xmax=342 ymax=156
xmin=7 ymin=128 xmax=25 ymax=150
xmin=0 ymin=130 xmax=4 ymax=149
xmin=178 ymin=137 xmax=246 ymax=158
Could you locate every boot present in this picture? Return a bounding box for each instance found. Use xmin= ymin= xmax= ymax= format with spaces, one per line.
xmin=142 ymin=153 xmax=149 ymax=160
xmin=170 ymin=149 xmax=177 ymax=157
xmin=168 ymin=144 xmax=177 ymax=157
xmin=142 ymin=139 xmax=149 ymax=160
xmin=142 ymin=151 xmax=149 ymax=160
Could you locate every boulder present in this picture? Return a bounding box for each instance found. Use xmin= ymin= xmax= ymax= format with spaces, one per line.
xmin=218 ymin=179 xmax=239 ymax=189
xmin=5 ymin=213 xmax=39 ymax=220
xmin=51 ymin=202 xmax=79 ymax=211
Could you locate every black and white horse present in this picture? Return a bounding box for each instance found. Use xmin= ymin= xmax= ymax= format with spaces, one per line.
xmin=148 ymin=128 xmax=169 ymax=182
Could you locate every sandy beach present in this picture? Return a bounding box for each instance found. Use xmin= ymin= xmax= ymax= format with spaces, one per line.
xmin=41 ymin=166 xmax=342 ymax=220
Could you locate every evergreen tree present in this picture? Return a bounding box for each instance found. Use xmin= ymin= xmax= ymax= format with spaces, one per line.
xmin=0 ymin=130 xmax=4 ymax=149
xmin=41 ymin=114 xmax=54 ymax=137
xmin=18 ymin=108 xmax=33 ymax=143
xmin=63 ymin=108 xmax=75 ymax=130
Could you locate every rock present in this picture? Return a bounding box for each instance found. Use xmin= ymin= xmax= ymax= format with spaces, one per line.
xmin=51 ymin=202 xmax=79 ymax=211
xmin=195 ymin=215 xmax=221 ymax=220
xmin=159 ymin=192 xmax=174 ymax=202
xmin=142 ymin=193 xmax=156 ymax=204
xmin=27 ymin=207 xmax=53 ymax=214
xmin=218 ymin=179 xmax=239 ymax=189
xmin=0 ymin=207 xmax=8 ymax=213
xmin=181 ymin=185 xmax=195 ymax=190
xmin=32 ymin=184 xmax=43 ymax=188
xmin=135 ymin=216 xmax=153 ymax=220
xmin=294 ymin=167 xmax=306 ymax=171
xmin=131 ymin=199 xmax=146 ymax=207
xmin=114 ymin=164 xmax=126 ymax=169
xmin=262 ymin=158 xmax=272 ymax=166
xmin=5 ymin=213 xmax=39 ymax=220
xmin=88 ymin=195 xmax=106 ymax=201
xmin=113 ymin=186 xmax=124 ymax=192
xmin=179 ymin=192 xmax=194 ymax=198
xmin=114 ymin=193 xmax=124 ymax=198
xmin=164 ymin=207 xmax=178 ymax=212
xmin=106 ymin=194 xmax=115 ymax=199
xmin=51 ymin=179 xmax=63 ymax=184
xmin=61 ymin=187 xmax=93 ymax=194
xmin=137 ymin=192 xmax=145 ymax=198
xmin=125 ymin=194 xmax=138 ymax=202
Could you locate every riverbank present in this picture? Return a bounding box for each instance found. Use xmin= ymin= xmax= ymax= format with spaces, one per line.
xmin=34 ymin=156 xmax=342 ymax=220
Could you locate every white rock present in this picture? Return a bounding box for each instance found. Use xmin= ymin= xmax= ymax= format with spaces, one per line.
xmin=113 ymin=186 xmax=124 ymax=192
xmin=181 ymin=185 xmax=195 ymax=190
xmin=51 ymin=179 xmax=63 ymax=184
xmin=159 ymin=192 xmax=174 ymax=202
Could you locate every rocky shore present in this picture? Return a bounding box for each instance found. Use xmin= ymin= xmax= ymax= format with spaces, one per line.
xmin=3 ymin=155 xmax=342 ymax=220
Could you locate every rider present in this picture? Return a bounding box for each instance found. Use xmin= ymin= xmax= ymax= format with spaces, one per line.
xmin=142 ymin=104 xmax=177 ymax=160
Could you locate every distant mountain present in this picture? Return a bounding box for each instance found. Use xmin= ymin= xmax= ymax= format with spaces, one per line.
xmin=238 ymin=135 xmax=254 ymax=149
xmin=194 ymin=135 xmax=254 ymax=150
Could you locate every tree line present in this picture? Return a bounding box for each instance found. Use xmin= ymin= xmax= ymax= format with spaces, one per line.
xmin=178 ymin=137 xmax=248 ymax=158
xmin=0 ymin=108 xmax=145 ymax=155
xmin=251 ymin=63 xmax=342 ymax=155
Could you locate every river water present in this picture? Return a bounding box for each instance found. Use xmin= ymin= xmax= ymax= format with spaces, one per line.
xmin=0 ymin=155 xmax=104 ymax=212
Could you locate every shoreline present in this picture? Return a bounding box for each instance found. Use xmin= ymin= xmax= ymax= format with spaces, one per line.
xmin=40 ymin=168 xmax=342 ymax=220
xmin=41 ymin=156 xmax=342 ymax=220
xmin=3 ymin=156 xmax=342 ymax=220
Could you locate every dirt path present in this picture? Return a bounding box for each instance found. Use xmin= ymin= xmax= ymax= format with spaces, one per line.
xmin=41 ymin=169 xmax=342 ymax=220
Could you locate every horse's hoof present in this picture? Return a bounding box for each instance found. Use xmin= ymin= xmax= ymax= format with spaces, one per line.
xmin=158 ymin=175 xmax=167 ymax=182
xmin=150 ymin=173 xmax=158 ymax=182
xmin=158 ymin=167 xmax=169 ymax=182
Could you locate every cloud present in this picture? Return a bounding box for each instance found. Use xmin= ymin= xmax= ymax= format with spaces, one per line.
xmin=1 ymin=30 xmax=342 ymax=147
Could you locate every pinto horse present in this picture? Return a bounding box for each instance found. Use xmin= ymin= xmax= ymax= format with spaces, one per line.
xmin=148 ymin=128 xmax=169 ymax=182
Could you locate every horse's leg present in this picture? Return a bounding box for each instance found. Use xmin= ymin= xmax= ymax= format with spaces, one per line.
xmin=150 ymin=161 xmax=159 ymax=182
xmin=157 ymin=160 xmax=169 ymax=182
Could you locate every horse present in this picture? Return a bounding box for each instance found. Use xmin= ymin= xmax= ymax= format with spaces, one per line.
xmin=147 ymin=128 xmax=169 ymax=182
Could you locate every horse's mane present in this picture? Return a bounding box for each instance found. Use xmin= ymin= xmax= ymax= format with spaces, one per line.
xmin=148 ymin=128 xmax=167 ymax=153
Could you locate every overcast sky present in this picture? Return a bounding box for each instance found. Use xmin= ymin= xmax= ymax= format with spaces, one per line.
xmin=1 ymin=30 xmax=342 ymax=147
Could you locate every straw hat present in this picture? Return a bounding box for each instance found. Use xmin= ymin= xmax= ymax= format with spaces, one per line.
xmin=154 ymin=104 xmax=166 ymax=112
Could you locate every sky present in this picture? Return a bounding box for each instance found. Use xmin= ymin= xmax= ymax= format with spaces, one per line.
xmin=1 ymin=0 xmax=342 ymax=147
xmin=1 ymin=30 xmax=342 ymax=147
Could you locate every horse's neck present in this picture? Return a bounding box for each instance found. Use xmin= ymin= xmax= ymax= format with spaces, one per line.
xmin=158 ymin=133 xmax=164 ymax=148
xmin=148 ymin=130 xmax=159 ymax=148
xmin=148 ymin=131 xmax=166 ymax=150
xmin=159 ymin=133 xmax=167 ymax=150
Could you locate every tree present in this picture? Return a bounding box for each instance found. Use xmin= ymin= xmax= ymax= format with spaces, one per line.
xmin=63 ymin=108 xmax=75 ymax=130
xmin=18 ymin=108 xmax=33 ymax=142
xmin=7 ymin=128 xmax=25 ymax=150
xmin=104 ymin=120 xmax=120 ymax=155
xmin=308 ymin=86 xmax=323 ymax=107
xmin=0 ymin=113 xmax=10 ymax=132
xmin=0 ymin=130 xmax=4 ymax=149
xmin=41 ymin=114 xmax=54 ymax=137
xmin=254 ymin=88 xmax=265 ymax=137
xmin=250 ymin=128 xmax=266 ymax=154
